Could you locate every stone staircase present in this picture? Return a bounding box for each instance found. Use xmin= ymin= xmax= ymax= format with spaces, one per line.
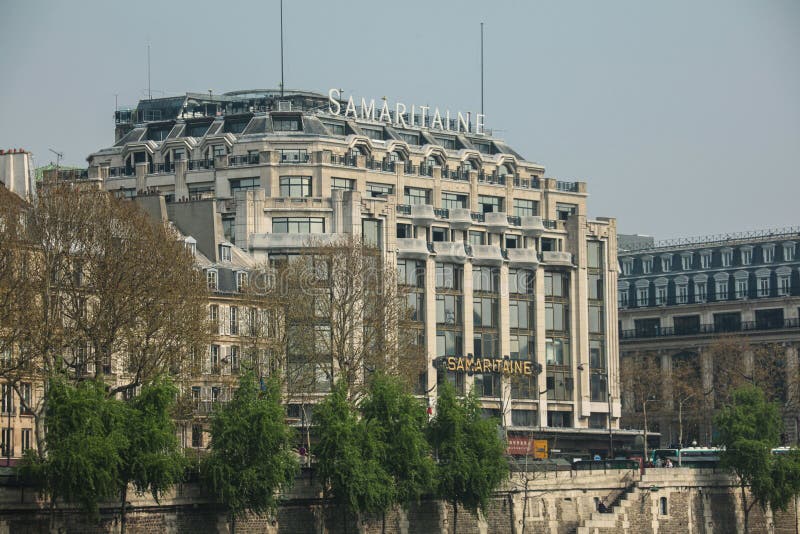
xmin=576 ymin=475 xmax=638 ymax=534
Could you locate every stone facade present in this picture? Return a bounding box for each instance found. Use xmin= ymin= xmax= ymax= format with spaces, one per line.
xmin=2 ymin=468 xmax=797 ymax=533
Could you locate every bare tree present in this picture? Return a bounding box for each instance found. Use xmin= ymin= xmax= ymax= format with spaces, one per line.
xmin=620 ymin=352 xmax=662 ymax=463
xmin=0 ymin=185 xmax=209 ymax=454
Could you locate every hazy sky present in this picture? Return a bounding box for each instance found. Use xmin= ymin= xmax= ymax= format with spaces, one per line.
xmin=0 ymin=0 xmax=797 ymax=239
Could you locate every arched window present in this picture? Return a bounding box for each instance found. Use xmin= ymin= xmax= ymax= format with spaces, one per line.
xmin=498 ymin=163 xmax=513 ymax=177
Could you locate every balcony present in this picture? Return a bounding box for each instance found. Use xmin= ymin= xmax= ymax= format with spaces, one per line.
xmin=188 ymin=159 xmax=214 ymax=171
xmin=229 ymin=154 xmax=260 ymax=167
xmin=520 ymin=216 xmax=546 ymax=237
xmin=484 ymin=212 xmax=510 ymax=232
xmin=449 ymin=208 xmax=473 ymax=230
xmin=396 ymin=238 xmax=431 ymax=259
xmin=411 ymin=204 xmax=437 ymax=226
xmin=506 ymin=248 xmax=540 ymax=267
xmin=331 ymin=154 xmax=357 ymax=167
xmin=621 ymin=317 xmax=800 ymax=341
xmin=471 ymin=244 xmax=504 ymax=266
xmin=148 ymin=162 xmax=175 ymax=175
xmin=432 ymin=241 xmax=470 ymax=263
xmin=541 ymin=251 xmax=573 ymax=266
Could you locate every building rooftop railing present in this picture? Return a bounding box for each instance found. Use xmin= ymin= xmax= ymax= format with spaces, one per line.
xmin=229 ymin=154 xmax=260 ymax=167
xmin=188 ymin=159 xmax=214 ymax=170
xmin=621 ymin=317 xmax=800 ymax=340
xmin=555 ymin=181 xmax=579 ymax=192
xmin=622 ymin=226 xmax=800 ymax=253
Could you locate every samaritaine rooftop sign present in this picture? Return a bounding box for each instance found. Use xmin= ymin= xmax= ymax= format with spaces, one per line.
xmin=328 ymin=89 xmax=487 ymax=135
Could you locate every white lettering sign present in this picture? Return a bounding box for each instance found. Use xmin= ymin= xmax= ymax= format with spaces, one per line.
xmin=327 ymin=88 xmax=486 ymax=135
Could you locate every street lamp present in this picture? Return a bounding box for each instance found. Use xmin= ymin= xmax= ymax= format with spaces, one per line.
xmin=642 ymin=395 xmax=659 ymax=468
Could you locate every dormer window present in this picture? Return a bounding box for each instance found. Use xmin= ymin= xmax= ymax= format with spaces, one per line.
xmin=721 ymin=248 xmax=733 ymax=267
xmin=777 ymin=267 xmax=792 ymax=296
xmin=184 ymin=237 xmax=197 ymax=256
xmin=763 ymin=244 xmax=775 ymax=263
xmin=660 ymin=255 xmax=672 ymax=272
xmin=206 ymin=269 xmax=218 ymax=290
xmin=740 ymin=247 xmax=753 ymax=265
xmin=783 ymin=242 xmax=796 ymax=262
xmin=681 ymin=253 xmax=692 ymax=270
xmin=621 ymin=259 xmax=633 ymax=276
xmin=236 ymin=271 xmax=248 ymax=292
xmin=641 ymin=256 xmax=653 ymax=274
xmin=701 ymin=251 xmax=712 ymax=269
xmin=219 ymin=244 xmax=232 ymax=263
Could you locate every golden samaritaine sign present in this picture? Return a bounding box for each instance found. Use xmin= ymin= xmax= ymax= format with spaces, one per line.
xmin=445 ymin=356 xmax=533 ymax=376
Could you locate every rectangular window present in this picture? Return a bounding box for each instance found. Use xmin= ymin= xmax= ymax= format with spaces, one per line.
xmin=1 ymin=384 xmax=13 ymax=413
xmin=556 ymin=203 xmax=577 ymax=221
xmin=588 ymin=273 xmax=603 ymax=300
xmin=229 ymin=177 xmax=260 ymax=195
xmin=21 ymin=429 xmax=31 ymax=452
xmin=436 ymin=295 xmax=463 ymax=325
xmin=784 ymin=245 xmax=796 ymax=261
xmin=544 ymin=271 xmax=568 ymax=297
xmin=716 ymin=280 xmax=729 ymax=300
xmin=590 ymin=374 xmax=608 ymax=402
xmin=509 ymin=269 xmax=535 ymax=295
xmin=512 ymin=410 xmax=535 ymax=427
xmin=474 ymin=373 xmax=501 ymax=398
xmin=509 ymin=300 xmax=532 ymax=330
xmin=758 ymin=277 xmax=770 ymax=297
xmin=545 ymin=302 xmax=568 ymax=331
xmin=206 ymin=270 xmax=218 ymax=290
xmin=366 ymin=182 xmax=393 ymax=198
xmin=431 ymin=227 xmax=449 ymax=242
xmin=588 ymin=242 xmax=603 ymax=269
xmin=779 ymin=276 xmax=791 ymax=296
xmin=722 ymin=251 xmax=733 ymax=267
xmin=676 ymin=284 xmax=688 ymax=304
xmin=273 ymin=118 xmax=301 ymax=131
xmin=590 ymin=340 xmax=605 ymax=369
xmin=279 ymin=176 xmax=312 ymax=197
xmin=763 ymin=247 xmax=775 ymax=263
xmin=331 ymin=177 xmax=355 ymax=191
xmin=637 ymin=287 xmax=649 ymax=306
xmin=589 ymin=305 xmax=603 ymax=333
xmin=714 ymin=312 xmax=741 ymax=333
xmin=509 ymin=333 xmax=533 ymax=360
xmin=642 ymin=258 xmax=653 ymax=274
xmin=661 ymin=257 xmax=671 ymax=272
xmin=682 ymin=255 xmax=692 ymax=270
xmin=435 ymin=263 xmax=462 ymax=290
xmin=362 ymin=127 xmax=384 ymax=141
xmin=505 ymin=235 xmax=520 ymax=249
xmin=547 ymin=410 xmax=573 ymax=428
xmin=236 ymin=271 xmax=248 ymax=292
xmin=741 ymin=249 xmax=752 ymax=265
xmin=513 ymin=199 xmax=539 ymax=218
xmin=192 ymin=424 xmax=203 ymax=448
xmin=736 ymin=279 xmax=748 ymax=299
xmin=478 ymin=195 xmax=503 ymax=214
xmin=618 ymin=290 xmax=629 ymax=308
xmin=634 ymin=318 xmax=661 ymax=337
xmin=210 ymin=345 xmax=220 ymax=372
xmin=362 ymin=219 xmax=381 ymax=248
xmin=589 ymin=413 xmax=607 ymax=429
xmin=396 ymin=223 xmax=413 ymax=238
xmin=209 ymin=305 xmax=219 ymax=333
xmin=622 ymin=260 xmax=633 ymax=275
xmin=441 ymin=192 xmax=467 ymax=210
xmin=695 ymin=281 xmax=707 ymax=302
xmin=701 ymin=254 xmax=712 ymax=269
xmin=229 ymin=306 xmax=238 ymax=335
xmin=473 ymin=333 xmax=499 ymax=358
xmin=398 ymin=132 xmax=420 ymax=145
xmin=272 ymin=217 xmax=325 ymax=234
xmin=674 ymin=315 xmax=701 ymax=335
xmin=1 ymin=428 xmax=11 ymax=457
xmin=469 ymin=231 xmax=485 ymax=245
xmin=473 ymin=297 xmax=498 ymax=328
xmin=655 ymin=286 xmax=667 ymax=305
xmin=473 ymin=266 xmax=499 ymax=293
xmin=404 ymin=187 xmax=430 ymax=205
xmin=397 ymin=259 xmax=425 ymax=287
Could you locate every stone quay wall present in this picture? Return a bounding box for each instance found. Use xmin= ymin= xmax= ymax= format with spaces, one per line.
xmin=1 ymin=467 xmax=799 ymax=533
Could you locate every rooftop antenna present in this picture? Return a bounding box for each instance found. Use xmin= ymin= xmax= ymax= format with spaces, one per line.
xmin=280 ymin=0 xmax=285 ymax=96
xmin=48 ymin=148 xmax=63 ymax=172
xmin=480 ymin=22 xmax=485 ymax=116
xmin=147 ymin=40 xmax=152 ymax=100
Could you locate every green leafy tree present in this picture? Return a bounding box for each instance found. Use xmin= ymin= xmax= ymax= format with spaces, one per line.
xmin=428 ymin=381 xmax=509 ymax=532
xmin=315 ymin=380 xmax=394 ymax=531
xmin=360 ymin=374 xmax=435 ymax=532
xmin=117 ymin=378 xmax=187 ymax=534
xmin=21 ymin=379 xmax=128 ymax=528
xmin=202 ymin=373 xmax=298 ymax=533
xmin=715 ymin=386 xmax=800 ymax=533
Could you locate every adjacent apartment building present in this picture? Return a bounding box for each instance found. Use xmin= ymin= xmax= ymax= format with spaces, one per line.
xmin=618 ymin=229 xmax=800 ymax=446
